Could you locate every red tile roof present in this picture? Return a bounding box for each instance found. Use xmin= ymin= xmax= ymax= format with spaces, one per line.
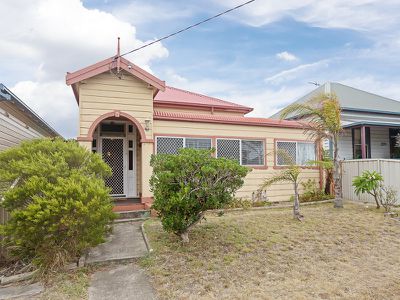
xmin=153 ymin=110 xmax=306 ymax=129
xmin=154 ymin=86 xmax=253 ymax=114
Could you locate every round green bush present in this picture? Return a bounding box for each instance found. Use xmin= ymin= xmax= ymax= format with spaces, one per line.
xmin=0 ymin=138 xmax=115 ymax=270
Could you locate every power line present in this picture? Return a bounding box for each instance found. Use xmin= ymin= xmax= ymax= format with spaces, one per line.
xmin=120 ymin=0 xmax=257 ymax=57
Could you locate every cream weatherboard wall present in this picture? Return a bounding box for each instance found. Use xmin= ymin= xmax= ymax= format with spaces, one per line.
xmin=78 ymin=71 xmax=154 ymax=139
xmin=153 ymin=119 xmax=321 ymax=202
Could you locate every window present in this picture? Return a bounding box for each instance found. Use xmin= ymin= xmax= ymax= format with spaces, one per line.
xmin=156 ymin=137 xmax=184 ymax=154
xmin=185 ymin=138 xmax=212 ymax=150
xmin=216 ymin=139 xmax=240 ymax=163
xmin=156 ymin=136 xmax=212 ymax=154
xmin=241 ymin=140 xmax=264 ymax=165
xmin=352 ymin=127 xmax=371 ymax=159
xmin=389 ymin=128 xmax=400 ymax=159
xmin=100 ymin=123 xmax=125 ymax=136
xmin=276 ymin=141 xmax=316 ymax=166
xmin=216 ymin=139 xmax=264 ymax=166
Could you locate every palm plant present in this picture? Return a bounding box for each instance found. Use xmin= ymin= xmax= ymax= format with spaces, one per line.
xmin=260 ymin=150 xmax=303 ymax=220
xmin=280 ymin=93 xmax=343 ymax=208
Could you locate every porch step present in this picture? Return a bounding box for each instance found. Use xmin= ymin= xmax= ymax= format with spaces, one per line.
xmin=113 ymin=203 xmax=146 ymax=212
xmin=116 ymin=209 xmax=150 ymax=220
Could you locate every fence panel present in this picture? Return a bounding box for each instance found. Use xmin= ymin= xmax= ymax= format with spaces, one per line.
xmin=342 ymin=159 xmax=400 ymax=204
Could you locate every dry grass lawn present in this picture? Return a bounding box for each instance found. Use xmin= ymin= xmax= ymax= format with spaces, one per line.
xmin=142 ymin=203 xmax=400 ymax=299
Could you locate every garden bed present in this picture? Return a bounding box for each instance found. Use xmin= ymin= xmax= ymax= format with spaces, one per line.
xmin=142 ymin=203 xmax=400 ymax=299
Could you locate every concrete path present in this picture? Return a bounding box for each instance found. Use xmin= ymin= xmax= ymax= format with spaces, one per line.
xmin=86 ymin=221 xmax=148 ymax=264
xmin=87 ymin=221 xmax=156 ymax=300
xmin=0 ymin=282 xmax=43 ymax=299
xmin=89 ymin=264 xmax=156 ymax=300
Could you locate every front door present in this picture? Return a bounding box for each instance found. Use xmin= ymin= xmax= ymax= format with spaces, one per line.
xmin=102 ymin=138 xmax=125 ymax=195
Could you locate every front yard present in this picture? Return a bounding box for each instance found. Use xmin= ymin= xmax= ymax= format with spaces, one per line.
xmin=142 ymin=203 xmax=400 ymax=299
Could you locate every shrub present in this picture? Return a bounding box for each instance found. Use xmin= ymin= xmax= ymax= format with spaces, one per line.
xmin=379 ymin=186 xmax=398 ymax=213
xmin=298 ymin=179 xmax=334 ymax=203
xmin=150 ymin=148 xmax=248 ymax=243
xmin=352 ymin=171 xmax=383 ymax=208
xmin=0 ymin=138 xmax=115 ymax=271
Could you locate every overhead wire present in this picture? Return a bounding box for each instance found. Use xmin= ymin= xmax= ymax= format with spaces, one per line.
xmin=119 ymin=0 xmax=257 ymax=57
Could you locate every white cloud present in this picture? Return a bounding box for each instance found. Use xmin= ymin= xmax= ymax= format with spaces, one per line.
xmin=213 ymin=0 xmax=400 ymax=31
xmin=276 ymin=51 xmax=298 ymax=61
xmin=165 ymin=69 xmax=188 ymax=85
xmin=10 ymin=81 xmax=78 ymax=138
xmin=0 ymin=0 xmax=169 ymax=138
xmin=265 ymin=59 xmax=330 ymax=84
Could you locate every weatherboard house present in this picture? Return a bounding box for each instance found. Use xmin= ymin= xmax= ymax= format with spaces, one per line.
xmin=0 ymin=84 xmax=58 ymax=151
xmin=66 ymin=48 xmax=320 ymax=211
xmin=272 ymin=82 xmax=400 ymax=160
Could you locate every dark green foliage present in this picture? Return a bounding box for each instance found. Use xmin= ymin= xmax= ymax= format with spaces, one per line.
xmin=150 ymin=148 xmax=248 ymax=241
xmin=0 ymin=138 xmax=115 ymax=270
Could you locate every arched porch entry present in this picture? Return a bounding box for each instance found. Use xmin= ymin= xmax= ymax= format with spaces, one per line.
xmin=84 ymin=111 xmax=148 ymax=199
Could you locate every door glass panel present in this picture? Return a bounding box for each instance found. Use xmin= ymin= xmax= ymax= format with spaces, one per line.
xmin=102 ymin=138 xmax=124 ymax=195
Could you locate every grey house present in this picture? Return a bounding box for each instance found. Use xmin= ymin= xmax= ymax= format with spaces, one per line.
xmin=271 ymin=82 xmax=400 ymax=160
xmin=0 ymin=83 xmax=59 ymax=151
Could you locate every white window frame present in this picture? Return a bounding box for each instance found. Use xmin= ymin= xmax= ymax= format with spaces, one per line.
xmin=275 ymin=140 xmax=316 ymax=166
xmin=155 ymin=136 xmax=212 ymax=154
xmin=216 ymin=138 xmax=265 ymax=166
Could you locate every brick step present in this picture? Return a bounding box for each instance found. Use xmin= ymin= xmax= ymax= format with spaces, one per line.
xmin=116 ymin=209 xmax=150 ymax=220
xmin=113 ymin=203 xmax=146 ymax=212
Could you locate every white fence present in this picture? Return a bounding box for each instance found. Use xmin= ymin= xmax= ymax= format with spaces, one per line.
xmin=342 ymin=159 xmax=400 ymax=204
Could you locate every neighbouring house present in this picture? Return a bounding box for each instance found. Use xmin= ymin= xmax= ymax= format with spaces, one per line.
xmin=66 ymin=46 xmax=321 ymax=211
xmin=271 ymin=82 xmax=400 ymax=160
xmin=0 ymin=83 xmax=59 ymax=151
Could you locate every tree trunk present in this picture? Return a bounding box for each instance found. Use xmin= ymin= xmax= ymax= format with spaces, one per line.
xmin=178 ymin=212 xmax=205 ymax=244
xmin=372 ymin=189 xmax=380 ymax=209
xmin=293 ymin=181 xmax=303 ymax=220
xmin=324 ymin=171 xmax=333 ymax=195
xmin=180 ymin=231 xmax=189 ymax=243
xmin=333 ymin=136 xmax=343 ymax=208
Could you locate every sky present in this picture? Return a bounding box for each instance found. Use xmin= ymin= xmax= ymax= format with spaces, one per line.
xmin=2 ymin=0 xmax=400 ymax=138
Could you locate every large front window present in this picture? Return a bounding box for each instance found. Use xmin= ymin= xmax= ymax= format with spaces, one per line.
xmin=276 ymin=141 xmax=316 ymax=166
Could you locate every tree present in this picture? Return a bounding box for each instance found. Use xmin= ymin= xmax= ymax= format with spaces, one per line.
xmin=0 ymin=138 xmax=115 ymax=270
xmin=259 ymin=150 xmax=303 ymax=220
xmin=352 ymin=170 xmax=383 ymax=209
xmin=280 ymin=93 xmax=343 ymax=208
xmin=150 ymin=148 xmax=248 ymax=243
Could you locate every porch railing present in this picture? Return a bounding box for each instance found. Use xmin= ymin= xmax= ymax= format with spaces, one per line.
xmin=342 ymin=159 xmax=400 ymax=204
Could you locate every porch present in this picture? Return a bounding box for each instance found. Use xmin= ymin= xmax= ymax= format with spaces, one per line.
xmin=338 ymin=124 xmax=400 ymax=160
xmin=77 ymin=111 xmax=154 ymax=213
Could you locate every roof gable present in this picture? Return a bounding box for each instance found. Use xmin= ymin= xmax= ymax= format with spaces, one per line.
xmin=66 ymin=56 xmax=165 ymax=103
xmin=154 ymin=86 xmax=253 ymax=114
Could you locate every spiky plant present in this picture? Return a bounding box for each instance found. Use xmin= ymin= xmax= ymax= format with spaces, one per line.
xmin=280 ymin=93 xmax=343 ymax=208
xmin=259 ymin=150 xmax=303 ymax=220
